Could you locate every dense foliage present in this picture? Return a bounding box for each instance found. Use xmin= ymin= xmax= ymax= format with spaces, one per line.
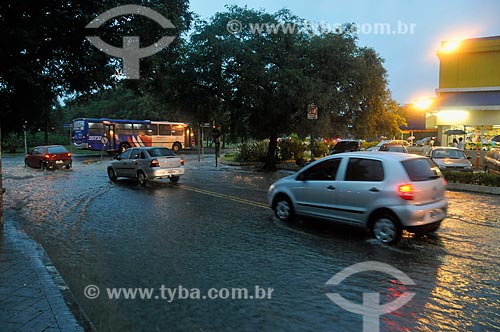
xmin=1 ymin=3 xmax=407 ymax=170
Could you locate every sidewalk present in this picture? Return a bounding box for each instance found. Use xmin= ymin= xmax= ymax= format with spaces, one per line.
xmin=0 ymin=221 xmax=87 ymax=332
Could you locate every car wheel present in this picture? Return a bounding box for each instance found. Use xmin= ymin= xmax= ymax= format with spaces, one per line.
xmin=24 ymin=159 xmax=28 ymax=168
xmin=372 ymin=215 xmax=402 ymax=245
xmin=39 ymin=162 xmax=45 ymax=171
xmin=137 ymin=171 xmax=147 ymax=186
xmin=172 ymin=142 xmax=181 ymax=153
xmin=274 ymin=196 xmax=295 ymax=222
xmin=169 ymin=176 xmax=180 ymax=183
xmin=107 ymin=167 xmax=117 ymax=182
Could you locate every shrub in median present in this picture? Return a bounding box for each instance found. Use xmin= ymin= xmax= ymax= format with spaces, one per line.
xmin=443 ymin=171 xmax=500 ymax=187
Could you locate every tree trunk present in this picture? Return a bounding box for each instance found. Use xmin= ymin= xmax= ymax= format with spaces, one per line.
xmin=263 ymin=133 xmax=278 ymax=172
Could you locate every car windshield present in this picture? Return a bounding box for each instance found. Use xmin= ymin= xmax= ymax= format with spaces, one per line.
xmin=47 ymin=146 xmax=68 ymax=154
xmin=147 ymin=148 xmax=176 ymax=157
xmin=401 ymin=158 xmax=442 ymax=181
xmin=433 ymin=149 xmax=464 ymax=159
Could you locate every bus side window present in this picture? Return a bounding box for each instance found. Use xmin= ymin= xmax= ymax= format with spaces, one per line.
xmin=159 ymin=124 xmax=171 ymax=136
xmin=147 ymin=124 xmax=158 ymax=136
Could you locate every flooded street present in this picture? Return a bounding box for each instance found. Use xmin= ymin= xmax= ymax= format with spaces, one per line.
xmin=2 ymin=154 xmax=500 ymax=332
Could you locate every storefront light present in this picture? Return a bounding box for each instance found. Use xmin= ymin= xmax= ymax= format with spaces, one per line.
xmin=436 ymin=110 xmax=468 ymax=125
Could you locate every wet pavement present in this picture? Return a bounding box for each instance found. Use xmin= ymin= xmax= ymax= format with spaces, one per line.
xmin=0 ymin=222 xmax=84 ymax=332
xmin=1 ymin=153 xmax=499 ymax=332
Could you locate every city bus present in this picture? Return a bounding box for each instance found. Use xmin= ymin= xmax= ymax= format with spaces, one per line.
xmin=72 ymin=118 xmax=194 ymax=153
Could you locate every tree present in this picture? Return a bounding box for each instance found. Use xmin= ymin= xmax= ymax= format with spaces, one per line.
xmin=0 ymin=0 xmax=192 ymax=137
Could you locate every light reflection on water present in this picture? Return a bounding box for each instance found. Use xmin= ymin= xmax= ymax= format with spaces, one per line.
xmin=1 ymin=155 xmax=499 ymax=331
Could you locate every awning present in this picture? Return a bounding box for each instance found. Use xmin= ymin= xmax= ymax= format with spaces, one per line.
xmin=435 ymin=91 xmax=500 ymax=110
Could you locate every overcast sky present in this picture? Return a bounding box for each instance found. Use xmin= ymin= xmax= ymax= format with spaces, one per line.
xmin=188 ymin=0 xmax=500 ymax=104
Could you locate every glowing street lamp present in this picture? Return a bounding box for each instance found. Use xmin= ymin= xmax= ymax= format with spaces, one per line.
xmin=414 ymin=97 xmax=433 ymax=110
xmin=439 ymin=39 xmax=462 ymax=53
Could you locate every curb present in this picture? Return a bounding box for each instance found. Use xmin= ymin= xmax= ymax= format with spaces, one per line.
xmin=446 ymin=183 xmax=500 ymax=195
xmin=36 ymin=243 xmax=98 ymax=332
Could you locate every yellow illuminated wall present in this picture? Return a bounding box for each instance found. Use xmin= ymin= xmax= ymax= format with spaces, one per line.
xmin=438 ymin=37 xmax=500 ymax=88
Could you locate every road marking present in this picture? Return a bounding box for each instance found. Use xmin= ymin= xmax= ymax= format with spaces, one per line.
xmin=181 ymin=185 xmax=269 ymax=209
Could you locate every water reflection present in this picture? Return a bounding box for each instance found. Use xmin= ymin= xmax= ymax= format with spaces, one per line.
xmin=1 ymin=155 xmax=499 ymax=332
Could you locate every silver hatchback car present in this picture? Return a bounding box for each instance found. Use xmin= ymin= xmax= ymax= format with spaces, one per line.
xmin=268 ymin=152 xmax=448 ymax=244
xmin=107 ymin=147 xmax=184 ymax=185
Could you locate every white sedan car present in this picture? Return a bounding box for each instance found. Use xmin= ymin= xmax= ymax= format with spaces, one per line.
xmin=107 ymin=147 xmax=184 ymax=185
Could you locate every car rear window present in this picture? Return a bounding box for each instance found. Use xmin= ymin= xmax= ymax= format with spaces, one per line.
xmin=47 ymin=146 xmax=68 ymax=154
xmin=401 ymin=158 xmax=442 ymax=182
xmin=333 ymin=141 xmax=359 ymax=152
xmin=147 ymin=148 xmax=176 ymax=157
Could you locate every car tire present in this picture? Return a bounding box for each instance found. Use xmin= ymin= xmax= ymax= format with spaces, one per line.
xmin=274 ymin=196 xmax=295 ymax=222
xmin=372 ymin=215 xmax=402 ymax=245
xmin=39 ymin=162 xmax=45 ymax=171
xmin=169 ymin=176 xmax=180 ymax=183
xmin=24 ymin=159 xmax=28 ymax=168
xmin=137 ymin=171 xmax=147 ymax=186
xmin=107 ymin=167 xmax=117 ymax=182
xmin=172 ymin=142 xmax=181 ymax=153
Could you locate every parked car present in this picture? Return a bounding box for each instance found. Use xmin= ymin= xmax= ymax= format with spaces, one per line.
xmin=378 ymin=144 xmax=408 ymax=153
xmin=427 ymin=147 xmax=472 ymax=172
xmin=416 ymin=137 xmax=433 ymax=146
xmin=25 ymin=145 xmax=72 ymax=170
xmin=268 ymin=152 xmax=448 ymax=244
xmin=107 ymin=147 xmax=184 ymax=185
xmin=484 ymin=148 xmax=500 ymax=174
xmin=367 ymin=140 xmax=409 ymax=151
xmin=330 ymin=140 xmax=361 ymax=154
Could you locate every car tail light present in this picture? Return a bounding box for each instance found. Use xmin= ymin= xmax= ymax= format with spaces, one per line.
xmin=67 ymin=153 xmax=72 ymax=157
xmin=442 ymin=178 xmax=448 ymax=186
xmin=150 ymin=158 xmax=160 ymax=167
xmin=44 ymin=154 xmax=50 ymax=159
xmin=398 ymin=184 xmax=414 ymax=200
xmin=181 ymin=159 xmax=184 ymax=166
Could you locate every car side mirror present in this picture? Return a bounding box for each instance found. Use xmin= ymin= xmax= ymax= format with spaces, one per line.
xmin=113 ymin=154 xmax=121 ymax=160
xmin=296 ymin=173 xmax=306 ymax=181
xmin=467 ymin=156 xmax=472 ymax=160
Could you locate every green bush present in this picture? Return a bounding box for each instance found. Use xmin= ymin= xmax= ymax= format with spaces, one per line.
xmin=235 ymin=140 xmax=269 ymax=162
xmin=443 ymin=171 xmax=500 ymax=187
xmin=278 ymin=135 xmax=307 ymax=162
xmin=312 ymin=141 xmax=329 ymax=158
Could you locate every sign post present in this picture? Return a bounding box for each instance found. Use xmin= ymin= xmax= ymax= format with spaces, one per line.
xmin=211 ymin=127 xmax=221 ymax=167
xmin=100 ymin=136 xmax=109 ymax=162
xmin=308 ymin=103 xmax=318 ymax=162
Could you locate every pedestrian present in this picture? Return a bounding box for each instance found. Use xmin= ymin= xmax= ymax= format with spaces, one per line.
xmin=429 ymin=137 xmax=435 ymax=147
xmin=452 ymin=138 xmax=458 ymax=148
xmin=458 ymin=137 xmax=465 ymax=150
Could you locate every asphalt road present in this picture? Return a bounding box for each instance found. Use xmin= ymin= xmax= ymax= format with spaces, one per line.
xmin=2 ymin=153 xmax=499 ymax=332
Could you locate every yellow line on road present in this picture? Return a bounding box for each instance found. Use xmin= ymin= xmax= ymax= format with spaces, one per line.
xmin=181 ymin=185 xmax=269 ymax=209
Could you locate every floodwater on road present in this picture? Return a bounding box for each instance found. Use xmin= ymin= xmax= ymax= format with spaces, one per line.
xmin=1 ymin=154 xmax=499 ymax=332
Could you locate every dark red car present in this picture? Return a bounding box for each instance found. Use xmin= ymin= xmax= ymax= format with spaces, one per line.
xmin=25 ymin=145 xmax=72 ymax=170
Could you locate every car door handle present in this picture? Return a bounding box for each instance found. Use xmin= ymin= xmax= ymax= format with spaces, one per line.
xmin=369 ymin=187 xmax=380 ymax=192
xmin=326 ymin=185 xmax=336 ymax=190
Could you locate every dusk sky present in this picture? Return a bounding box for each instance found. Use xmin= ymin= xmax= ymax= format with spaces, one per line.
xmin=188 ymin=0 xmax=500 ymax=105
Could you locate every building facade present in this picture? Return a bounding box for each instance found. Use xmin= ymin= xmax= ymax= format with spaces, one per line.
xmin=426 ymin=35 xmax=500 ymax=148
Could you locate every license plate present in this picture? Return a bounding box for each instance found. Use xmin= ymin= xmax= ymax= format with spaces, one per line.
xmin=56 ymin=160 xmax=63 ymax=164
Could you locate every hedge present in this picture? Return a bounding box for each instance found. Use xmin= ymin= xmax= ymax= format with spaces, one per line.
xmin=442 ymin=171 xmax=500 ymax=187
